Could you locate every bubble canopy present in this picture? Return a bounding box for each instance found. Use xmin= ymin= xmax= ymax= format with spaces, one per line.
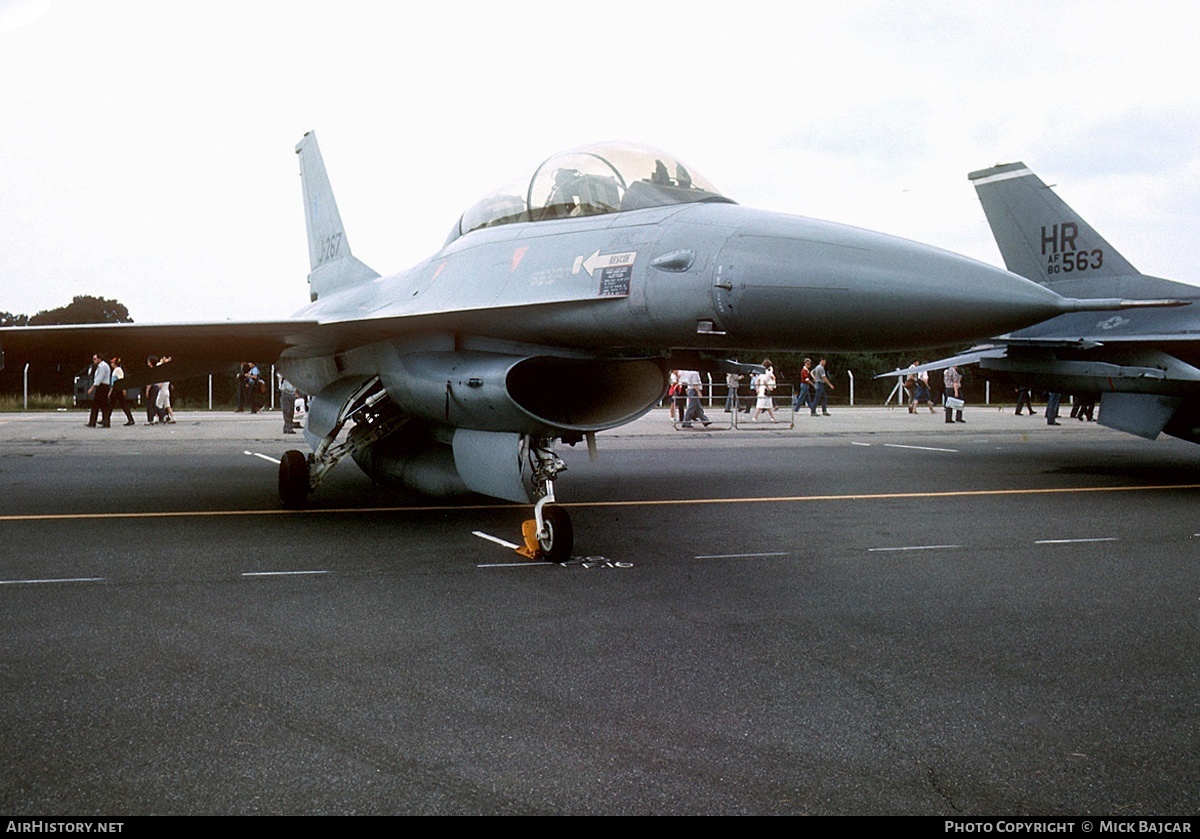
xmin=448 ymin=142 xmax=733 ymax=244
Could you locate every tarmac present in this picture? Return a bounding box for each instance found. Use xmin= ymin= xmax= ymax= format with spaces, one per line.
xmin=3 ymin=402 xmax=1198 ymax=814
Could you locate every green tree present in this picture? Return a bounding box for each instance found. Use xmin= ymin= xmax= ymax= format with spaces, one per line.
xmin=28 ymin=295 xmax=133 ymax=325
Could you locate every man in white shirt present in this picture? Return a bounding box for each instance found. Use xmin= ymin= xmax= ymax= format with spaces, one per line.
xmin=679 ymin=370 xmax=711 ymax=428
xmin=86 ymin=353 xmax=112 ymax=428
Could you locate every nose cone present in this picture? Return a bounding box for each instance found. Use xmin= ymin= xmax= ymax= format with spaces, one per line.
xmin=715 ymin=211 xmax=1067 ymax=351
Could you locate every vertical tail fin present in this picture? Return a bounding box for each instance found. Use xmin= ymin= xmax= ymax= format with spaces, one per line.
xmin=968 ymin=162 xmax=1138 ymax=286
xmin=295 ymin=131 xmax=380 ymax=302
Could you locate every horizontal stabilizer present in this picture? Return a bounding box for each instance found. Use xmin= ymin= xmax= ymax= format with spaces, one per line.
xmin=1059 ymin=297 xmax=1190 ymax=312
xmin=875 ymin=347 xmax=1008 ymax=378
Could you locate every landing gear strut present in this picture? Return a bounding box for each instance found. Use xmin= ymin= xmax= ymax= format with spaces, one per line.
xmin=276 ymin=377 xmax=408 ymax=508
xmin=517 ymin=440 xmax=573 ymax=563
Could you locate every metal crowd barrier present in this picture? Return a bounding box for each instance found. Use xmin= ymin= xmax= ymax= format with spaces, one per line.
xmin=670 ymin=384 xmax=796 ymax=430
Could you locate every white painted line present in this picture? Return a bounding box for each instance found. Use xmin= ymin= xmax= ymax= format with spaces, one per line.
xmin=1034 ymin=537 xmax=1118 ymax=545
xmin=868 ymin=544 xmax=961 ymax=553
xmin=244 ymin=450 xmax=282 ymax=464
xmin=241 ymin=570 xmax=330 ymax=577
xmin=0 ymin=577 xmax=106 ymax=586
xmin=851 ymin=442 xmax=872 ymax=447
xmin=476 ymin=561 xmax=553 ymax=568
xmin=694 ymin=551 xmax=792 ymax=559
xmin=472 ymin=530 xmax=521 ymax=551
xmin=883 ymin=443 xmax=958 ymax=453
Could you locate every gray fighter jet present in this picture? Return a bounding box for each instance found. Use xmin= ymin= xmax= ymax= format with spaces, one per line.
xmin=892 ymin=162 xmax=1196 ymax=442
xmin=0 ymin=137 xmax=1150 ymax=560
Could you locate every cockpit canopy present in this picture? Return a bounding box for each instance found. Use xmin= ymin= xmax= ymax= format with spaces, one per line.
xmin=447 ymin=142 xmax=733 ymax=245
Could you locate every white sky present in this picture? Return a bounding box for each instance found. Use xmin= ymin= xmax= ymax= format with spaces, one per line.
xmin=2 ymin=0 xmax=1199 ymax=323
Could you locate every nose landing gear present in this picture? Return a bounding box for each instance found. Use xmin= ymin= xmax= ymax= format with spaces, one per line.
xmin=515 ymin=441 xmax=573 ymax=563
xmin=518 ymin=492 xmax=573 ymax=563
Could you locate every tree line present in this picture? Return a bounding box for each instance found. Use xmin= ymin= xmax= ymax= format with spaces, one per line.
xmin=1 ymin=295 xmax=132 ymax=327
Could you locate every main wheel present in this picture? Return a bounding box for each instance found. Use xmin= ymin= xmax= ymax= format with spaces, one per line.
xmin=279 ymin=449 xmax=310 ymax=509
xmin=537 ymin=504 xmax=574 ymax=564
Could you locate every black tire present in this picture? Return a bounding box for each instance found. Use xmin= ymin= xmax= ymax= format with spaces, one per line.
xmin=537 ymin=504 xmax=573 ymax=563
xmin=279 ymin=450 xmax=310 ymax=509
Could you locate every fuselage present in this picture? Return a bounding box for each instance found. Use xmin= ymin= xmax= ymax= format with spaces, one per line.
xmin=281 ymin=201 xmax=1074 ymax=399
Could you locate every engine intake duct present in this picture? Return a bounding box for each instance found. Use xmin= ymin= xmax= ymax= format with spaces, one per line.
xmin=382 ymin=352 xmax=665 ymax=435
xmin=506 ymin=355 xmax=665 ymax=430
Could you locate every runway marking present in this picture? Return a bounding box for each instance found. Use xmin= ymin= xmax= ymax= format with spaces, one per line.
xmin=477 ymin=561 xmax=554 ymax=568
xmin=241 ymin=570 xmax=330 ymax=577
xmin=1 ymin=483 xmax=1199 ymax=523
xmin=883 ymin=443 xmax=958 ymax=453
xmin=868 ymin=544 xmax=961 ymax=552
xmin=244 ymin=450 xmax=282 ymax=464
xmin=1034 ymin=537 xmax=1118 ymax=545
xmin=851 ymin=442 xmax=872 ymax=447
xmin=0 ymin=577 xmax=106 ymax=585
xmin=694 ymin=551 xmax=791 ymax=559
xmin=472 ymin=530 xmax=521 ymax=551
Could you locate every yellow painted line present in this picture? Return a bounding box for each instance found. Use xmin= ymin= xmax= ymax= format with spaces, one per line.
xmin=0 ymin=504 xmax=519 ymax=523
xmin=566 ymin=483 xmax=1200 ymax=507
xmin=1 ymin=482 xmax=1199 ymax=524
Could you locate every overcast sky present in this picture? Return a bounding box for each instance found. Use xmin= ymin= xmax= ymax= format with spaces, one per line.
xmin=3 ymin=0 xmax=1199 ymax=323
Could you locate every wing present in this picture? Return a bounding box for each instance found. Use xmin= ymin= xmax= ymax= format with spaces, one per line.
xmin=0 ymin=320 xmax=318 ymax=388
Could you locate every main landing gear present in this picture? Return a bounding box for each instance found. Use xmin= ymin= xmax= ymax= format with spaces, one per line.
xmin=278 ymin=377 xmax=406 ymax=510
xmin=276 ymin=392 xmax=575 ymax=563
xmin=278 ymin=449 xmax=310 ymax=509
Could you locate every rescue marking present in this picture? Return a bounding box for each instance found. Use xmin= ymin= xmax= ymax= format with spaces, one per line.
xmin=883 ymin=443 xmax=958 ymax=453
xmin=868 ymin=544 xmax=961 ymax=553
xmin=0 ymin=577 xmax=106 ymax=586
xmin=574 ymin=249 xmax=637 ymax=277
xmin=244 ymin=450 xmax=282 ymax=464
xmin=1033 ymin=537 xmax=1118 ymax=545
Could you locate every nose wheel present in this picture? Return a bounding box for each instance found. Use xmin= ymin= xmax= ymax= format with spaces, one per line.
xmin=521 ymin=502 xmax=573 ymax=563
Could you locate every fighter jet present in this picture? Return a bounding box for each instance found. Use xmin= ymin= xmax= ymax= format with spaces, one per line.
xmin=0 ymin=136 xmax=1148 ymax=560
xmin=888 ymin=162 xmax=1196 ymax=443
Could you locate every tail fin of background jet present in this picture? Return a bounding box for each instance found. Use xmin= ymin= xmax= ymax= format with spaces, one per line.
xmin=295 ymin=131 xmax=380 ymax=302
xmin=968 ymin=162 xmax=1138 ymax=287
